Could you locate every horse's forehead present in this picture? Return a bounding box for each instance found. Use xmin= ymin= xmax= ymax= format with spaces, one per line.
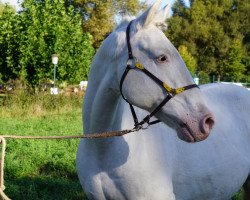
xmin=135 ymin=27 xmax=172 ymax=54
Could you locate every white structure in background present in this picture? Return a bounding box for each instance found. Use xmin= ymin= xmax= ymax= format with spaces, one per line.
xmin=221 ymin=82 xmax=243 ymax=87
xmin=221 ymin=82 xmax=250 ymax=90
xmin=51 ymin=54 xmax=59 ymax=95
xmin=79 ymin=81 xmax=88 ymax=91
xmin=50 ymin=87 xmax=59 ymax=95
xmin=194 ymin=76 xmax=199 ymax=85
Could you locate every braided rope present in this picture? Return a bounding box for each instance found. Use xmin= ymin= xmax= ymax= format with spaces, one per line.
xmin=0 ymin=128 xmax=139 ymax=200
xmin=0 ymin=137 xmax=8 ymax=200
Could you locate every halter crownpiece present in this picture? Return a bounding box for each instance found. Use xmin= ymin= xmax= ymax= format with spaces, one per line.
xmin=120 ymin=20 xmax=199 ymax=130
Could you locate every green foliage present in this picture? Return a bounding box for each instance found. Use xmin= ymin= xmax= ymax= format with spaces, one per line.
xmin=113 ymin=0 xmax=147 ymax=16
xmin=166 ymin=0 xmax=250 ymax=82
xmin=0 ymin=4 xmax=19 ymax=82
xmin=0 ymin=0 xmax=94 ymax=87
xmin=74 ymin=0 xmax=146 ymax=48
xmin=178 ymin=45 xmax=197 ymax=76
xmin=198 ymin=71 xmax=211 ymax=84
xmin=232 ymin=188 xmax=244 ymax=200
xmin=220 ymin=39 xmax=246 ymax=81
xmin=0 ymin=2 xmax=4 ymax=15
xmin=0 ymin=91 xmax=87 ymax=199
xmin=19 ymin=0 xmax=94 ymax=85
xmin=75 ymin=0 xmax=114 ymax=49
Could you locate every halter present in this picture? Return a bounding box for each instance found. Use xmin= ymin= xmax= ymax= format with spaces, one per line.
xmin=120 ymin=20 xmax=198 ymax=130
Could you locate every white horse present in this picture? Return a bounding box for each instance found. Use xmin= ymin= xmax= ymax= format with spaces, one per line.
xmin=77 ymin=1 xmax=250 ymax=199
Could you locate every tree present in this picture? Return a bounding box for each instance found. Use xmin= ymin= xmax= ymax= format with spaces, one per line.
xmin=113 ymin=0 xmax=146 ymax=16
xmin=220 ymin=39 xmax=246 ymax=81
xmin=233 ymin=0 xmax=250 ymax=82
xmin=166 ymin=0 xmax=249 ymax=82
xmin=0 ymin=0 xmax=94 ymax=86
xmin=17 ymin=0 xmax=94 ymax=85
xmin=74 ymin=0 xmax=146 ymax=48
xmin=0 ymin=2 xmax=4 ymax=15
xmin=75 ymin=0 xmax=114 ymax=49
xmin=178 ymin=45 xmax=197 ymax=76
xmin=0 ymin=3 xmax=18 ymax=83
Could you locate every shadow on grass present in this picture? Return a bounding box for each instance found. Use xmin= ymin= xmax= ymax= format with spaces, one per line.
xmin=4 ymin=176 xmax=88 ymax=200
xmin=2 ymin=174 xmax=244 ymax=200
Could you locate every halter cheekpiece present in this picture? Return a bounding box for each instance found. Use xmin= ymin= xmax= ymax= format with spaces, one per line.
xmin=120 ymin=20 xmax=199 ymax=130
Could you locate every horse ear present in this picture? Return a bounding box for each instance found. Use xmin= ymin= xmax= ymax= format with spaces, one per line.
xmin=136 ymin=0 xmax=162 ymax=28
xmin=154 ymin=4 xmax=171 ymax=24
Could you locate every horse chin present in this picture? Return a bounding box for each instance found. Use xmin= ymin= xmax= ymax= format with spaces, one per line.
xmin=177 ymin=127 xmax=209 ymax=143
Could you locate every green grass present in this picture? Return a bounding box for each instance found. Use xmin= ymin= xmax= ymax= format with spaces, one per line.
xmin=0 ymin=91 xmax=244 ymax=199
xmin=0 ymin=91 xmax=87 ymax=199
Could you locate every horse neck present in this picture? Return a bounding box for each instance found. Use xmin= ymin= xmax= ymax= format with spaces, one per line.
xmin=83 ymin=53 xmax=121 ymax=134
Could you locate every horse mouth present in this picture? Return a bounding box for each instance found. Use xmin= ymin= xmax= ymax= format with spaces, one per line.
xmin=177 ymin=123 xmax=209 ymax=143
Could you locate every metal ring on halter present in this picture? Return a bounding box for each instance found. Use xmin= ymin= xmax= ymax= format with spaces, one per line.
xmin=126 ymin=57 xmax=137 ymax=69
xmin=141 ymin=123 xmax=150 ymax=130
xmin=133 ymin=123 xmax=149 ymax=131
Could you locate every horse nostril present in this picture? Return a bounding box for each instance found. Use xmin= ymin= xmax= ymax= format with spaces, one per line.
xmin=206 ymin=117 xmax=215 ymax=129
xmin=200 ymin=115 xmax=215 ymax=134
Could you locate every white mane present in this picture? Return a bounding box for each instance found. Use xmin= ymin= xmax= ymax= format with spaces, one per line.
xmin=115 ymin=16 xmax=136 ymax=31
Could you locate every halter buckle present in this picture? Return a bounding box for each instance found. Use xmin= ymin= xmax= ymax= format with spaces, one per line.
xmin=126 ymin=57 xmax=137 ymax=69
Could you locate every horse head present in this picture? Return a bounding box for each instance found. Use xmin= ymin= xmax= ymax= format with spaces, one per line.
xmin=100 ymin=0 xmax=215 ymax=143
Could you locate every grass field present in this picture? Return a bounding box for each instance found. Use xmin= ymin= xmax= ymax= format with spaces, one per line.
xmin=0 ymin=91 xmax=87 ymax=199
xmin=0 ymin=90 xmax=244 ymax=199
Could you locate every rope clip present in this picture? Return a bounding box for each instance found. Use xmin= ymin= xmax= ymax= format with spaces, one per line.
xmin=134 ymin=122 xmax=150 ymax=131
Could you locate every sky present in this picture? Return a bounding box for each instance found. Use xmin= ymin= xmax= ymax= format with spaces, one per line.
xmin=1 ymin=0 xmax=189 ymax=11
xmin=1 ymin=0 xmax=21 ymax=10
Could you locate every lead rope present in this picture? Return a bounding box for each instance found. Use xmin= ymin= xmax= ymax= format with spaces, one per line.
xmin=0 ymin=127 xmax=140 ymax=200
xmin=0 ymin=137 xmax=8 ymax=200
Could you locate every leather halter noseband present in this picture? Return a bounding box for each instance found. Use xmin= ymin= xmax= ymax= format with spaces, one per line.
xmin=120 ymin=20 xmax=198 ymax=130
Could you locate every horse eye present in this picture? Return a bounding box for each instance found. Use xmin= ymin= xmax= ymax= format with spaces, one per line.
xmin=156 ymin=55 xmax=168 ymax=63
